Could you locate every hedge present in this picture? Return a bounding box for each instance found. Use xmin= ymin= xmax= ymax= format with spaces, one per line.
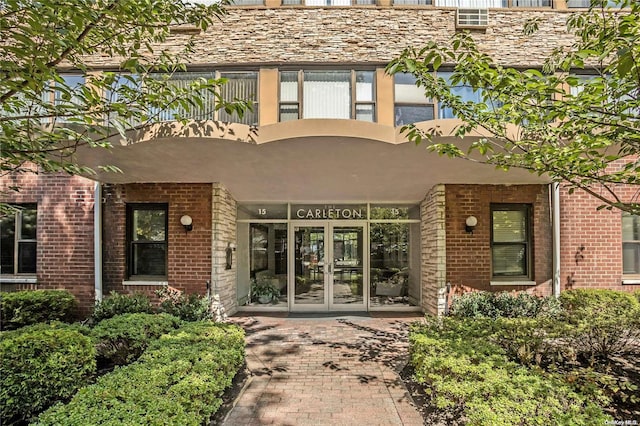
xmin=410 ymin=318 xmax=610 ymax=425
xmin=449 ymin=291 xmax=562 ymax=319
xmin=36 ymin=321 xmax=245 ymax=426
xmin=0 ymin=323 xmax=96 ymax=425
xmin=91 ymin=313 xmax=182 ymax=366
xmin=91 ymin=291 xmax=154 ymax=323
xmin=0 ymin=289 xmax=77 ymax=330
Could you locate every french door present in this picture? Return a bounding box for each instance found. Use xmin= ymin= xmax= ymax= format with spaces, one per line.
xmin=290 ymin=222 xmax=367 ymax=311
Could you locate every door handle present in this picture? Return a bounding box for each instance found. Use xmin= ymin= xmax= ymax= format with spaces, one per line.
xmin=328 ymin=263 xmax=332 ymax=274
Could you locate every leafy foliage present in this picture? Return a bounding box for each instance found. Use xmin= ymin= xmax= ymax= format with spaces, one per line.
xmin=0 ymin=0 xmax=250 ymax=180
xmin=35 ymin=322 xmax=245 ymax=426
xmin=559 ymin=289 xmax=640 ymax=361
xmin=156 ymin=287 xmax=212 ymax=321
xmin=0 ymin=289 xmax=77 ymax=330
xmin=91 ymin=291 xmax=154 ymax=323
xmin=0 ymin=322 xmax=96 ymax=425
xmin=91 ymin=313 xmax=181 ymax=366
xmin=449 ymin=291 xmax=561 ymax=319
xmin=410 ymin=317 xmax=609 ymax=425
xmin=388 ymin=0 xmax=640 ymax=213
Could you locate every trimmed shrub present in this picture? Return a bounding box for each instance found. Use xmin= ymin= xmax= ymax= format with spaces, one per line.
xmin=0 ymin=323 xmax=96 ymax=424
xmin=36 ymin=322 xmax=245 ymax=426
xmin=157 ymin=287 xmax=211 ymax=322
xmin=560 ymin=289 xmax=640 ymax=361
xmin=91 ymin=291 xmax=154 ymax=323
xmin=91 ymin=313 xmax=182 ymax=366
xmin=0 ymin=289 xmax=77 ymax=330
xmin=410 ymin=317 xmax=610 ymax=425
xmin=449 ymin=291 xmax=561 ymax=319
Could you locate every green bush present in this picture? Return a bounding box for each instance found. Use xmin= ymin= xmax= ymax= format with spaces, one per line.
xmin=410 ymin=317 xmax=609 ymax=425
xmin=0 ymin=323 xmax=96 ymax=424
xmin=91 ymin=313 xmax=182 ymax=366
xmin=91 ymin=291 xmax=154 ymax=323
xmin=560 ymin=289 xmax=640 ymax=361
xmin=157 ymin=288 xmax=211 ymax=322
xmin=449 ymin=291 xmax=561 ymax=319
xmin=0 ymin=289 xmax=77 ymax=330
xmin=36 ymin=322 xmax=245 ymax=426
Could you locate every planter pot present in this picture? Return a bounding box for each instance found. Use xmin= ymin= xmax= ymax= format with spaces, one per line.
xmin=258 ymin=295 xmax=272 ymax=304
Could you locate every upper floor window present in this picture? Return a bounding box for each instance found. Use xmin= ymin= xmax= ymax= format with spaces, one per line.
xmin=0 ymin=204 xmax=37 ymax=275
xmin=437 ymin=71 xmax=503 ymax=119
xmin=279 ymin=70 xmax=375 ymax=122
xmin=491 ymin=204 xmax=531 ymax=279
xmin=127 ymin=204 xmax=168 ymax=278
xmin=394 ymin=73 xmax=434 ymax=126
xmin=567 ymin=0 xmax=621 ymax=7
xmin=622 ymin=214 xmax=640 ymax=274
xmin=108 ymin=71 xmax=258 ymax=126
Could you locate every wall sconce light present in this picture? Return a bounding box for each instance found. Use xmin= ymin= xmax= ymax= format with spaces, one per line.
xmin=465 ymin=216 xmax=478 ymax=234
xmin=225 ymin=242 xmax=236 ymax=270
xmin=180 ymin=215 xmax=193 ymax=232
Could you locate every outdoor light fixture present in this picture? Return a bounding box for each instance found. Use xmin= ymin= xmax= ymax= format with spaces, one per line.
xmin=180 ymin=215 xmax=193 ymax=232
xmin=225 ymin=242 xmax=236 ymax=270
xmin=465 ymin=216 xmax=478 ymax=234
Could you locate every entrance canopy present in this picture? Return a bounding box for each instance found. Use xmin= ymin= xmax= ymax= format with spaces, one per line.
xmin=76 ymin=119 xmax=550 ymax=202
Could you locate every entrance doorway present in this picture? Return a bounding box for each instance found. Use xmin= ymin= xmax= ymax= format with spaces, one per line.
xmin=290 ymin=222 xmax=367 ymax=311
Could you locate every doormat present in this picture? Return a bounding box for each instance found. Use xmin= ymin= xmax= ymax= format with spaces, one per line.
xmin=287 ymin=312 xmax=371 ymax=319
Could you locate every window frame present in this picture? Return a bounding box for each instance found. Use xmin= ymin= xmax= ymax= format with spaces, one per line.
xmin=393 ymin=72 xmax=435 ymax=126
xmin=490 ymin=203 xmax=532 ymax=280
xmin=0 ymin=203 xmax=37 ymax=275
xmin=126 ymin=203 xmax=169 ymax=279
xmin=278 ymin=69 xmax=376 ymax=122
xmin=622 ymin=214 xmax=640 ymax=275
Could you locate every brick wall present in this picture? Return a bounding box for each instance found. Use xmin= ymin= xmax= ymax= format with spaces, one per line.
xmin=102 ymin=183 xmax=213 ymax=301
xmin=420 ymin=184 xmax=446 ymax=316
xmin=0 ymin=172 xmax=96 ymax=315
xmin=445 ymin=184 xmax=553 ymax=297
xmin=559 ymin=184 xmax=640 ymax=292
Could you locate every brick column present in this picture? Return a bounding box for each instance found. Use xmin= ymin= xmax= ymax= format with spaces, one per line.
xmin=420 ymin=184 xmax=447 ymax=316
xmin=211 ymin=183 xmax=238 ymax=314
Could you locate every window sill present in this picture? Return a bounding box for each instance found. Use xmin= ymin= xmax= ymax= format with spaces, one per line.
xmin=490 ymin=280 xmax=536 ymax=286
xmin=123 ymin=280 xmax=168 ymax=286
xmin=0 ymin=276 xmax=37 ymax=284
xmin=621 ymin=277 xmax=640 ymax=285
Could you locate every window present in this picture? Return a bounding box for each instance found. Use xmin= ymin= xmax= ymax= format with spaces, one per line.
xmin=127 ymin=204 xmax=168 ymax=278
xmin=437 ymin=71 xmax=503 ymax=119
xmin=567 ymin=0 xmax=621 ymax=7
xmin=491 ymin=204 xmax=531 ymax=278
xmin=394 ymin=73 xmax=434 ymax=126
xmin=622 ymin=214 xmax=640 ymax=274
xmin=279 ymin=70 xmax=375 ymax=122
xmin=111 ymin=71 xmax=258 ymax=125
xmin=0 ymin=204 xmax=37 ymax=275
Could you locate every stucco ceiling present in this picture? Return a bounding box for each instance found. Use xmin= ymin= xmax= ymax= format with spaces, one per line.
xmin=75 ymin=119 xmax=549 ymax=202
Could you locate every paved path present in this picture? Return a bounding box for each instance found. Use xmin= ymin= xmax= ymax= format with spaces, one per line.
xmin=224 ymin=313 xmax=426 ymax=426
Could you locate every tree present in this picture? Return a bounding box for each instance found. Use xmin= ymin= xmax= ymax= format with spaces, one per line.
xmin=0 ymin=0 xmax=250 ymax=182
xmin=387 ymin=0 xmax=640 ymax=213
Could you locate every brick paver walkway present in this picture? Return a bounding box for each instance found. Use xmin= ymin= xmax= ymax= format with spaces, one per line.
xmin=224 ymin=313 xmax=425 ymax=426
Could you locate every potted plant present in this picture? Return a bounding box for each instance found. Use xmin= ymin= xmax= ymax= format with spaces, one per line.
xmin=251 ymin=278 xmax=280 ymax=304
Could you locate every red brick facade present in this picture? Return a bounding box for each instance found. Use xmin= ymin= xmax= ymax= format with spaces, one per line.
xmin=559 ymin=184 xmax=640 ymax=293
xmin=445 ymin=184 xmax=553 ymax=297
xmin=102 ymin=183 xmax=213 ymax=301
xmin=0 ymin=172 xmax=96 ymax=314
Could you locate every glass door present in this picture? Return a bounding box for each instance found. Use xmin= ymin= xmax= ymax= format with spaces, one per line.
xmin=329 ymin=223 xmax=366 ymax=311
xmin=290 ymin=222 xmax=367 ymax=312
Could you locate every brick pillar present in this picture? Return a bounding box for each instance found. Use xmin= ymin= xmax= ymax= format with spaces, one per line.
xmin=211 ymin=183 xmax=238 ymax=314
xmin=421 ymin=184 xmax=447 ymax=316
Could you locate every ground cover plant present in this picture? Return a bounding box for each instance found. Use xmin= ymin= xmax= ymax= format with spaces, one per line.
xmin=410 ymin=290 xmax=640 ymax=424
xmin=0 ymin=290 xmax=77 ymax=330
xmin=35 ymin=321 xmax=245 ymax=426
xmin=0 ymin=322 xmax=96 ymax=425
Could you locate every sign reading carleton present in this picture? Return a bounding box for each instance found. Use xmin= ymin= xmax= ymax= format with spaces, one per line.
xmin=292 ymin=204 xmax=366 ymax=220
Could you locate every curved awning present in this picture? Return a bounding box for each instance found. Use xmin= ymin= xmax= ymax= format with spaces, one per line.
xmin=75 ymin=118 xmax=549 ymax=202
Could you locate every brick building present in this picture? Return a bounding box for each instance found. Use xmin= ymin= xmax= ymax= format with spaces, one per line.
xmin=1 ymin=0 xmax=638 ymax=315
